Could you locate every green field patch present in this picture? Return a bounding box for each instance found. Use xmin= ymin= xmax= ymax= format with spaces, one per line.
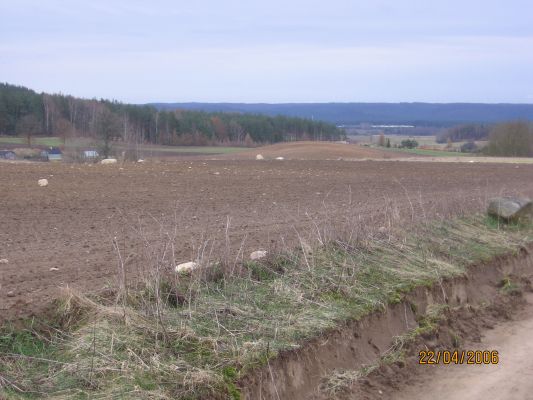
xmin=0 ymin=136 xmax=63 ymax=147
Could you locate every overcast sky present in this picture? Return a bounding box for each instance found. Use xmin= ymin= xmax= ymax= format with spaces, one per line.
xmin=1 ymin=0 xmax=532 ymax=103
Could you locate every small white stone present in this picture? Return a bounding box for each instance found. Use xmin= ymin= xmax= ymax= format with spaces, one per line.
xmin=275 ymin=157 xmax=284 ymax=160
xmin=0 ymin=259 xmax=8 ymax=264
xmin=250 ymin=250 xmax=267 ymax=261
xmin=256 ymin=154 xmax=264 ymax=160
xmin=38 ymin=178 xmax=48 ymax=187
xmin=137 ymin=159 xmax=145 ymax=163
xmin=300 ymin=241 xmax=313 ymax=255
xmin=100 ymin=158 xmax=118 ymax=165
xmin=175 ymin=261 xmax=199 ymax=274
xmin=49 ymin=267 xmax=59 ymax=271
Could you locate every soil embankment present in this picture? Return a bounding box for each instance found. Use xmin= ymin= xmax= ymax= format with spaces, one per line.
xmin=239 ymin=247 xmax=533 ymax=399
xmin=393 ymin=292 xmax=533 ymax=400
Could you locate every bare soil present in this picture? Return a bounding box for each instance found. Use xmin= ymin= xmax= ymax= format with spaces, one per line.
xmin=214 ymin=141 xmax=533 ymax=164
xmin=214 ymin=141 xmax=413 ymax=160
xmin=1 ymin=158 xmax=533 ymax=323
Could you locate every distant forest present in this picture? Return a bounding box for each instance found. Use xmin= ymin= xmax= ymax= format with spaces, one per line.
xmin=152 ymin=102 xmax=533 ymax=126
xmin=0 ymin=83 xmax=343 ymax=146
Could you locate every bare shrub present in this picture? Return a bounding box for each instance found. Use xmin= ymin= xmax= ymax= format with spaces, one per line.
xmin=485 ymin=121 xmax=533 ymax=157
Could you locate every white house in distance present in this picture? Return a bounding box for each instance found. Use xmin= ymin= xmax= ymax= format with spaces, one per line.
xmin=83 ymin=150 xmax=99 ymax=159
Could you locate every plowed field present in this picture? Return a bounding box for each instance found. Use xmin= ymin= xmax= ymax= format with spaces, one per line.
xmin=2 ymin=158 xmax=533 ymax=322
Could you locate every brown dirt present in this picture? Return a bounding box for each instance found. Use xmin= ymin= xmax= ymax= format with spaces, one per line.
xmin=215 ymin=141 xmax=413 ymax=160
xmin=216 ymin=141 xmax=533 ymax=164
xmin=1 ymin=159 xmax=533 ymax=323
xmin=239 ymin=247 xmax=533 ymax=399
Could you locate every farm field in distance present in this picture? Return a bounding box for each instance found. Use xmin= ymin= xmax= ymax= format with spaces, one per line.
xmin=0 ymin=136 xmax=64 ymax=147
xmin=2 ymin=143 xmax=533 ymax=323
xmin=353 ymin=134 xmax=490 ymax=156
xmin=0 ymin=135 xmax=248 ymax=157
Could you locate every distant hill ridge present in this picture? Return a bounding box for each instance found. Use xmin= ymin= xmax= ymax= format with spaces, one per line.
xmin=150 ymin=102 xmax=533 ymax=126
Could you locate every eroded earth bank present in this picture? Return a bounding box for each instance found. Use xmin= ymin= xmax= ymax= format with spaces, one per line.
xmin=240 ymin=247 xmax=533 ymax=399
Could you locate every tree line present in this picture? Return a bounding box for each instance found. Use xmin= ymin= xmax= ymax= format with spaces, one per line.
xmin=0 ymin=83 xmax=343 ymax=146
xmin=436 ymin=123 xmax=492 ymax=143
xmin=435 ymin=121 xmax=533 ymax=156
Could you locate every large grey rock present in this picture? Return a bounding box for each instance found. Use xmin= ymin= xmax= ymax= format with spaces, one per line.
xmin=487 ymin=197 xmax=532 ymax=221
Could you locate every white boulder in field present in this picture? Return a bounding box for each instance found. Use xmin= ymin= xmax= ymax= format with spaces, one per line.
xmin=250 ymin=250 xmax=267 ymax=261
xmin=0 ymin=259 xmax=8 ymax=264
xmin=100 ymin=158 xmax=118 ymax=165
xmin=175 ymin=261 xmax=199 ymax=274
xmin=137 ymin=159 xmax=145 ymax=163
xmin=275 ymin=157 xmax=284 ymax=160
xmin=256 ymin=154 xmax=264 ymax=160
xmin=38 ymin=179 xmax=48 ymax=187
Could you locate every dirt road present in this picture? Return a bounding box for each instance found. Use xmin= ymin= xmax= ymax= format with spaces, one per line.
xmin=394 ymin=293 xmax=533 ymax=400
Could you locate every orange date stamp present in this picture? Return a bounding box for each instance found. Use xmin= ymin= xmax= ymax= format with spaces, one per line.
xmin=418 ymin=350 xmax=499 ymax=365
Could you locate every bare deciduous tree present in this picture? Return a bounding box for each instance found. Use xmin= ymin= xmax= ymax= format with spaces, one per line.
xmin=486 ymin=121 xmax=533 ymax=157
xmin=16 ymin=114 xmax=41 ymax=147
xmin=97 ymin=109 xmax=121 ymax=158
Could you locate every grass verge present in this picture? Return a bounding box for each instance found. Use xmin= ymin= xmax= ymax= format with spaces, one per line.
xmin=1 ymin=215 xmax=532 ymax=399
